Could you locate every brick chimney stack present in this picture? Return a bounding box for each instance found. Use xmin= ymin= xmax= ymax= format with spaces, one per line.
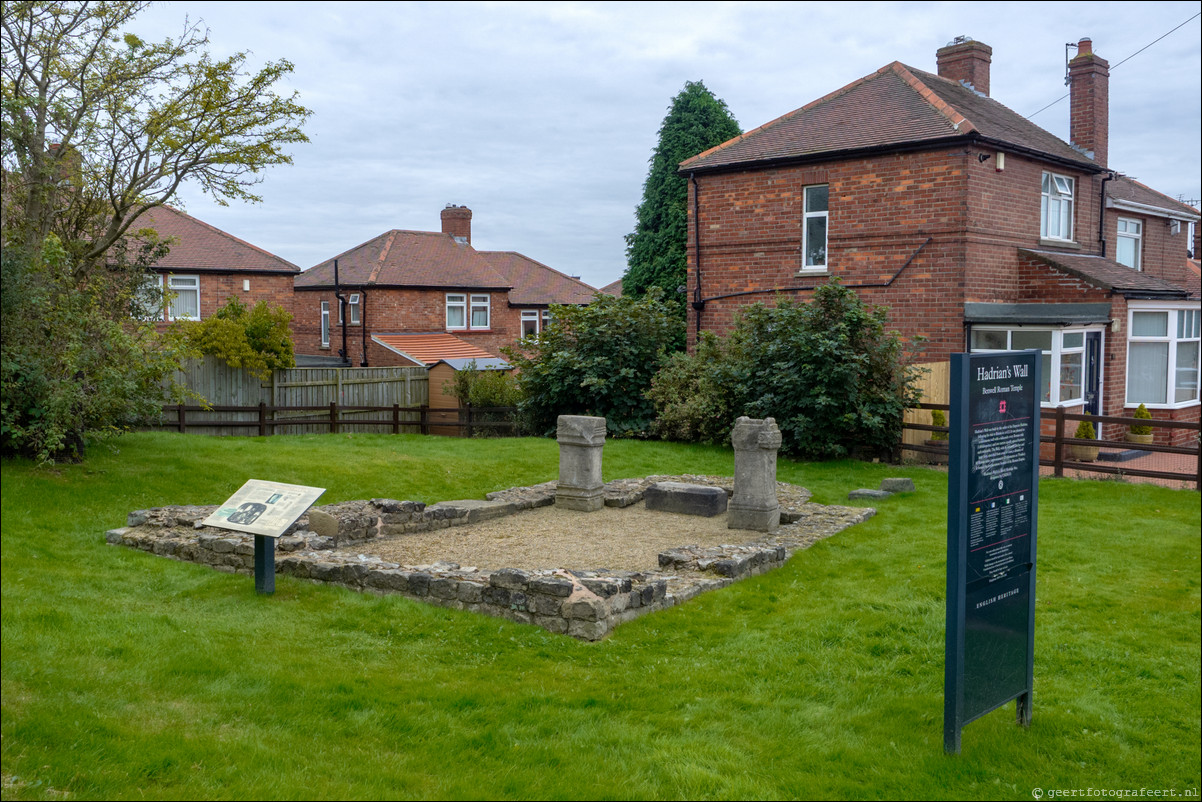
xmin=441 ymin=204 xmax=472 ymax=245
xmin=936 ymin=37 xmax=992 ymax=96
xmin=1068 ymin=37 xmax=1109 ymax=168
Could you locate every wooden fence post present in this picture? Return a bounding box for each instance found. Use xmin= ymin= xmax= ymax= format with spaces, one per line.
xmin=330 ymin=401 xmax=338 ymax=434
xmin=466 ymin=403 xmax=474 ymax=439
xmin=392 ymin=403 xmax=400 ymax=435
xmin=177 ymin=403 xmax=186 ymax=434
xmin=258 ymin=402 xmax=267 ymax=437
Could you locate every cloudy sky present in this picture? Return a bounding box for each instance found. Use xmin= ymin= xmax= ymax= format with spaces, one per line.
xmin=128 ymin=1 xmax=1202 ymax=290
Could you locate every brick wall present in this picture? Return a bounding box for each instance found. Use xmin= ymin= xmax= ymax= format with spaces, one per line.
xmin=293 ymin=287 xmax=524 ymax=364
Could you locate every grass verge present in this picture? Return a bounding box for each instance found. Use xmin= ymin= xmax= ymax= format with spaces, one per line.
xmin=2 ymin=432 xmax=1199 ymax=800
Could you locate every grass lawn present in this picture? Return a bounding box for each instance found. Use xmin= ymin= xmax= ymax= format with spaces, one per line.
xmin=2 ymin=432 xmax=1199 ymax=800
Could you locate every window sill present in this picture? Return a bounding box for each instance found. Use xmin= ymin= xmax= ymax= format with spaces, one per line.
xmin=1124 ymin=400 xmax=1200 ymax=411
xmin=794 ymin=269 xmax=831 ymax=278
xmin=447 ymin=329 xmax=493 ymax=334
xmin=1037 ymin=238 xmax=1080 ymax=249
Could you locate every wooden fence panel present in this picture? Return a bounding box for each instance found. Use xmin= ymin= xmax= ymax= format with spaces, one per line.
xmin=902 ymin=360 xmax=950 ymax=451
xmin=167 ymin=356 xmax=428 ymax=436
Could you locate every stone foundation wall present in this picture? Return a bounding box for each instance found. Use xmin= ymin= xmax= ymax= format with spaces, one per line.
xmin=107 ymin=476 xmax=874 ymax=641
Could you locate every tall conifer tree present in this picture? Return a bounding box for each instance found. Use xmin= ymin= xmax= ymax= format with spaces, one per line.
xmin=623 ymin=81 xmax=740 ymax=313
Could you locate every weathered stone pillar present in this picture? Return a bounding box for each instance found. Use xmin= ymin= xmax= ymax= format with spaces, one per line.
xmin=555 ymin=415 xmax=607 ymax=511
xmin=728 ymin=416 xmax=781 ymax=532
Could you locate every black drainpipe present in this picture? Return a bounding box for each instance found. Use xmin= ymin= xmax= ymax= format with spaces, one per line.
xmin=360 ymin=290 xmax=369 ymax=366
xmin=333 ymin=259 xmax=350 ymax=367
xmin=1098 ymin=171 xmax=1116 ymax=257
xmin=689 ymin=173 xmax=704 ymax=341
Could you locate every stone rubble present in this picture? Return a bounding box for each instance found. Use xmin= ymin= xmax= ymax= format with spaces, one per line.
xmin=109 ymin=475 xmax=873 ymax=641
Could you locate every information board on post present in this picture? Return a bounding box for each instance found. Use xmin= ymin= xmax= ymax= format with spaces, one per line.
xmin=944 ymin=350 xmax=1040 ymax=754
xmin=203 ymin=479 xmax=325 ymax=595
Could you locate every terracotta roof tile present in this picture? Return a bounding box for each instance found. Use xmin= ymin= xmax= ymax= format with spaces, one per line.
xmin=476 ymin=251 xmax=598 ymax=306
xmin=371 ymin=332 xmax=501 ymax=366
xmin=599 ymin=279 xmax=623 ymax=297
xmin=681 ymin=62 xmax=1096 ymax=174
xmin=1019 ymin=249 xmax=1192 ymax=297
xmin=138 ymin=206 xmax=299 ymax=274
xmin=296 ymin=230 xmax=511 ymax=290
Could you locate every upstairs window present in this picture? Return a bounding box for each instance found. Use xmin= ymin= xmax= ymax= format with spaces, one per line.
xmin=133 ymin=275 xmax=164 ymax=321
xmin=469 ymin=294 xmax=490 ymax=329
xmin=1041 ymin=171 xmax=1074 ymax=241
xmin=320 ymin=302 xmax=330 ymax=347
xmin=1116 ymin=218 xmax=1142 ymax=270
xmin=167 ymin=275 xmax=200 ymax=320
xmin=446 ymin=294 xmax=466 ymax=329
xmin=340 ymin=293 xmax=361 ymax=325
xmin=802 ymin=184 xmax=829 ymax=270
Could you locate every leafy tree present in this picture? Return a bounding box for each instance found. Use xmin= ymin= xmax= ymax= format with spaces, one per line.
xmin=623 ymin=81 xmax=740 ymax=316
xmin=502 ymin=290 xmax=679 ymax=437
xmin=648 ymin=282 xmax=925 ymax=459
xmin=1 ymin=1 xmax=310 ymax=460
xmin=185 ymin=298 xmax=295 ymax=380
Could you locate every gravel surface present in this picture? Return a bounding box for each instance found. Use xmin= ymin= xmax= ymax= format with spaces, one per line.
xmin=343 ymin=501 xmax=764 ymax=572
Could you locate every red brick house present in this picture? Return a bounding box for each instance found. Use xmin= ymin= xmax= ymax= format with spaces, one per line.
xmin=680 ymin=37 xmax=1200 ymax=442
xmin=139 ymin=205 xmax=300 ymax=323
xmin=293 ymin=205 xmax=597 ymax=367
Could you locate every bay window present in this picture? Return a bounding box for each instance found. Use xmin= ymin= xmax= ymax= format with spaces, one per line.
xmin=1127 ymin=307 xmax=1201 ymax=406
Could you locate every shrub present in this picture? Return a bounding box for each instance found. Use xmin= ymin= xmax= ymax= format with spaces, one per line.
xmin=502 ymin=289 xmax=678 ymax=437
xmin=1075 ymin=418 xmax=1096 ymax=440
xmin=444 ymin=362 xmax=522 ymax=409
xmin=184 ymin=298 xmax=295 ymax=380
xmin=930 ymin=409 xmax=948 ymax=441
xmin=1130 ymin=403 xmax=1153 ymax=436
xmin=648 ymin=281 xmax=924 ymax=459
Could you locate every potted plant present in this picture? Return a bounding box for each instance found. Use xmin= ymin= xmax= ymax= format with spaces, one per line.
xmin=925 ymin=409 xmax=949 ymax=464
xmin=1126 ymin=403 xmax=1154 ymax=445
xmin=1069 ymin=417 xmax=1099 ymax=462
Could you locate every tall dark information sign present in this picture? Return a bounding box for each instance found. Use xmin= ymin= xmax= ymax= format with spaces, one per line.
xmin=944 ymin=350 xmax=1040 ymax=754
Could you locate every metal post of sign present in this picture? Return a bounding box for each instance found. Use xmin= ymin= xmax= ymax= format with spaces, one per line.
xmin=254 ymin=534 xmax=276 ymax=594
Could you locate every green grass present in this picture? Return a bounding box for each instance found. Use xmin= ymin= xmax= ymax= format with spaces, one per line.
xmin=2 ymin=432 xmax=1199 ymax=800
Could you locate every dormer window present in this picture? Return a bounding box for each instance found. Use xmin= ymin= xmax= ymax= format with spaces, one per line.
xmin=1116 ymin=218 xmax=1142 ymax=270
xmin=1041 ymin=171 xmax=1074 ymax=241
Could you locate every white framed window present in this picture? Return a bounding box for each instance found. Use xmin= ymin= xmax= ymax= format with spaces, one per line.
xmin=166 ymin=274 xmax=200 ymax=320
xmin=470 ymin=294 xmax=490 ymax=329
xmin=521 ymin=309 xmax=540 ymax=337
xmin=802 ymin=184 xmax=829 ymax=270
xmin=1116 ymin=218 xmax=1142 ymax=270
xmin=339 ymin=293 xmax=360 ymax=325
xmin=446 ymin=294 xmax=466 ymax=329
xmin=970 ymin=327 xmax=1088 ymax=406
xmin=1126 ymin=306 xmax=1201 ymax=407
xmin=1040 ymin=171 xmax=1075 ymax=241
xmin=320 ymin=301 xmax=330 ymax=347
xmin=133 ymin=274 xmax=163 ymax=321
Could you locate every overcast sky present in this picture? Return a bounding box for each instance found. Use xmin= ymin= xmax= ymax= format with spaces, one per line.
xmin=128 ymin=1 xmax=1202 ymax=290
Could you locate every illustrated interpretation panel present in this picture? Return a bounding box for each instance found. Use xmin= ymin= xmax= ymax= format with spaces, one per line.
xmin=203 ymin=479 xmax=325 ymax=538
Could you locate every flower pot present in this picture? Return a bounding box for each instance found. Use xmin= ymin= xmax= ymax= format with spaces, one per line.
xmin=1125 ymin=432 xmax=1154 ymax=446
xmin=1068 ymin=444 xmax=1099 ymax=463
